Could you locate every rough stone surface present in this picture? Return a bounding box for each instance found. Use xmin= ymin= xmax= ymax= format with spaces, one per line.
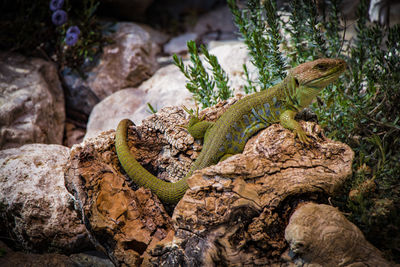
xmin=130 ymin=64 xmax=196 ymax=127
xmin=65 ymin=131 xmax=174 ymax=267
xmin=62 ymin=22 xmax=160 ymax=104
xmin=85 ymin=88 xmax=145 ymax=140
xmin=88 ymin=22 xmax=159 ymax=100
xmin=61 ymin=67 xmax=100 ymax=121
xmin=0 ymin=52 xmax=65 ymax=150
xmin=368 ymin=0 xmax=400 ymax=26
xmin=285 ymin=202 xmax=394 ymax=267
xmin=163 ymin=32 xmax=199 ymax=55
xmin=64 ymin=122 xmax=86 ymax=147
xmin=84 ymin=64 xmax=195 ymax=141
xmin=190 ymin=5 xmax=237 ymax=43
xmin=137 ymin=23 xmax=170 ymax=47
xmin=0 ymin=144 xmax=90 ymax=253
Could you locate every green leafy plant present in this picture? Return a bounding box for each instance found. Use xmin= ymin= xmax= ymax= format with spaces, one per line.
xmin=285 ymin=0 xmax=400 ymax=261
xmin=173 ymin=40 xmax=231 ymax=109
xmin=146 ymin=103 xmax=158 ymax=114
xmin=0 ymin=248 xmax=6 ymax=257
xmin=228 ymin=0 xmax=286 ymax=91
xmin=54 ymin=0 xmax=112 ymax=71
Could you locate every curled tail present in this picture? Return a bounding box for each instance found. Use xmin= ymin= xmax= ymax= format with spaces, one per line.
xmin=115 ymin=119 xmax=189 ymax=204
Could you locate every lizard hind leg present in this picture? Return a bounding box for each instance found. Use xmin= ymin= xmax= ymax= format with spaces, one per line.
xmin=219 ymin=153 xmax=234 ymax=162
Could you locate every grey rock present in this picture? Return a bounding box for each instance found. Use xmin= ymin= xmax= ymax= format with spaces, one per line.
xmin=191 ymin=5 xmax=237 ymax=43
xmin=84 ymin=63 xmax=194 ymax=140
xmin=0 ymin=52 xmax=65 ymax=150
xmin=0 ymin=144 xmax=90 ymax=253
xmin=369 ymin=0 xmax=400 ymax=26
xmin=132 ymin=64 xmax=195 ymax=125
xmin=87 ymin=23 xmax=158 ymax=99
xmin=62 ymin=67 xmax=100 ymax=119
xmin=206 ymin=42 xmax=256 ymax=95
xmin=85 ymin=87 xmax=145 ymax=140
xmin=285 ymin=203 xmax=393 ymax=267
xmin=61 ymin=22 xmax=161 ymax=120
xmin=85 ymin=22 xmax=160 ymax=100
xmin=163 ymin=32 xmax=199 ymax=55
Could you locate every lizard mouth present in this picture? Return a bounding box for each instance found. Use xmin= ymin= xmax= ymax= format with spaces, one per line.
xmin=305 ymin=62 xmax=347 ymax=88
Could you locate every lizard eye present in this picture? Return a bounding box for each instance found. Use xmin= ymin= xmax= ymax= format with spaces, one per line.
xmin=294 ymin=78 xmax=299 ymax=86
xmin=315 ymin=63 xmax=328 ymax=71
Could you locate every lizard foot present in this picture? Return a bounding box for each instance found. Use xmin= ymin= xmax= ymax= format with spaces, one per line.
xmin=294 ymin=128 xmax=312 ymax=145
xmin=178 ymin=105 xmax=205 ymax=129
xmin=179 ymin=105 xmax=214 ymax=140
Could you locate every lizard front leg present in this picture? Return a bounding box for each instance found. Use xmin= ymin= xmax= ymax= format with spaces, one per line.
xmin=279 ymin=110 xmax=311 ymax=144
xmin=180 ymin=105 xmax=214 ymax=140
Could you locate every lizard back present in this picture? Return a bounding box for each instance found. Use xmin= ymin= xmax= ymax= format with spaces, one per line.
xmin=191 ymin=82 xmax=287 ymax=171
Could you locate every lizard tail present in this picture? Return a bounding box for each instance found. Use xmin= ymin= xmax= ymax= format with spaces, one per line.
xmin=115 ymin=119 xmax=189 ymax=204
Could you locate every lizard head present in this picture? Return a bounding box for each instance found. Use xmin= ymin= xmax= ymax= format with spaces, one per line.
xmin=290 ymin=58 xmax=347 ymax=89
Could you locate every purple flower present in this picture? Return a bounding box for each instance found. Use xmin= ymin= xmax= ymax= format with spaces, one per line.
xmin=66 ymin=26 xmax=81 ymax=36
xmin=49 ymin=0 xmax=64 ymax=11
xmin=52 ymin=9 xmax=67 ymax=26
xmin=65 ymin=26 xmax=81 ymax=46
xmin=65 ymin=32 xmax=79 ymax=46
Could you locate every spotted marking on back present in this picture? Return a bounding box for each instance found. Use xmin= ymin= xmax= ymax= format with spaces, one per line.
xmin=226 ymin=132 xmax=232 ymax=142
xmin=258 ymin=108 xmax=265 ymax=117
xmin=233 ymin=122 xmax=242 ymax=132
xmin=243 ymin=114 xmax=250 ymax=125
xmin=251 ymin=108 xmax=262 ymax=121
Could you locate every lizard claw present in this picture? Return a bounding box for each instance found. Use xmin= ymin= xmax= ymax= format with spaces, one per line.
xmin=181 ymin=105 xmax=205 ymax=127
xmin=294 ymin=128 xmax=311 ymax=145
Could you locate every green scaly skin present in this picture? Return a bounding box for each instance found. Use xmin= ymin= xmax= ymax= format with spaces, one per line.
xmin=115 ymin=58 xmax=347 ymax=204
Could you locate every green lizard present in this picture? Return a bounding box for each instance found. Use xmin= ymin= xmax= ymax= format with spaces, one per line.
xmin=115 ymin=58 xmax=347 ymax=204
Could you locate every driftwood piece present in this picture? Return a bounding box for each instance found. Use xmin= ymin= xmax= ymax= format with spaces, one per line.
xmin=65 ymin=97 xmax=365 ymax=266
xmin=65 ymin=132 xmax=174 ymax=266
xmin=151 ymin=120 xmax=354 ymax=266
